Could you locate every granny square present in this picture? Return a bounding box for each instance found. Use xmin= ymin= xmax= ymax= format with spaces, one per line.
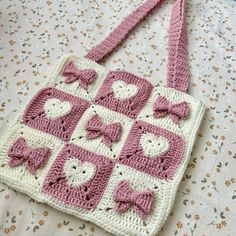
xmin=94 ymin=71 xmax=153 ymax=118
xmin=70 ymin=105 xmax=133 ymax=160
xmin=23 ymin=87 xmax=90 ymax=141
xmin=118 ymin=120 xmax=185 ymax=179
xmin=0 ymin=122 xmax=64 ymax=194
xmin=47 ymin=55 xmax=107 ymax=100
xmin=138 ymin=86 xmax=203 ymax=138
xmin=94 ymin=164 xmax=169 ymax=236
xmin=42 ymin=143 xmax=114 ymax=210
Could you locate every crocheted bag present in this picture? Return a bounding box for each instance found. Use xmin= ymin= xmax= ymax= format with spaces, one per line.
xmin=0 ymin=0 xmax=205 ymax=235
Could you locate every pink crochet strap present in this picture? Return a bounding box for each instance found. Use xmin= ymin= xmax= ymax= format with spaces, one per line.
xmin=166 ymin=0 xmax=189 ymax=92
xmin=85 ymin=0 xmax=189 ymax=92
xmin=85 ymin=0 xmax=163 ymax=62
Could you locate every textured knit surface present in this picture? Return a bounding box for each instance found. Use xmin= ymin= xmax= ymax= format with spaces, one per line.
xmin=1 ymin=0 xmax=235 ymax=236
xmin=0 ymin=55 xmax=204 ymax=236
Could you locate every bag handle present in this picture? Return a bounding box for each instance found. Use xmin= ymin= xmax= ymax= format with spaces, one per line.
xmin=85 ymin=0 xmax=189 ymax=92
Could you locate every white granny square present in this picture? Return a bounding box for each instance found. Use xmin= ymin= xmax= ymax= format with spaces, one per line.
xmin=0 ymin=121 xmax=64 ymax=195
xmin=138 ymin=86 xmax=204 ymax=138
xmin=94 ymin=163 xmax=173 ymax=236
xmin=70 ymin=105 xmax=133 ymax=160
xmin=47 ymin=54 xmax=107 ymax=100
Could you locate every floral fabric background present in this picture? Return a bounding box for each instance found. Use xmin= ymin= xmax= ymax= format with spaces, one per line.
xmin=0 ymin=0 xmax=235 ymax=235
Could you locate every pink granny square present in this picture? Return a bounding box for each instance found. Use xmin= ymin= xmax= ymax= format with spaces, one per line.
xmin=23 ymin=87 xmax=90 ymax=141
xmin=118 ymin=120 xmax=185 ymax=179
xmin=94 ymin=71 xmax=153 ymax=118
xmin=42 ymin=143 xmax=114 ymax=209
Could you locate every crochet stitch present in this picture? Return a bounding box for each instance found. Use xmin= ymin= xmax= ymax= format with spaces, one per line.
xmin=23 ymin=87 xmax=90 ymax=141
xmin=118 ymin=120 xmax=185 ymax=179
xmin=8 ymin=137 xmax=50 ymax=175
xmin=42 ymin=144 xmax=114 ymax=210
xmin=85 ymin=114 xmax=122 ymax=148
xmin=113 ymin=180 xmax=154 ymax=219
xmin=70 ymin=104 xmax=133 ymax=160
xmin=0 ymin=0 xmax=206 ymax=235
xmin=62 ymin=61 xmax=97 ymax=90
xmin=153 ymin=95 xmax=189 ymax=123
xmin=94 ymin=71 xmax=153 ymax=118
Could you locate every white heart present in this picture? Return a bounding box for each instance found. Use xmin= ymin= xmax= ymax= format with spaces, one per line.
xmin=44 ymin=98 xmax=72 ymax=119
xmin=112 ymin=80 xmax=138 ymax=100
xmin=63 ymin=158 xmax=96 ymax=187
xmin=140 ymin=133 xmax=170 ymax=157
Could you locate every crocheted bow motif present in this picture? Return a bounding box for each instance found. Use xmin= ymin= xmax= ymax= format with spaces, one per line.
xmin=112 ymin=180 xmax=154 ymax=219
xmin=62 ymin=61 xmax=97 ymax=90
xmin=153 ymin=96 xmax=189 ymax=123
xmin=85 ymin=114 xmax=122 ymax=147
xmin=8 ymin=137 xmax=50 ymax=174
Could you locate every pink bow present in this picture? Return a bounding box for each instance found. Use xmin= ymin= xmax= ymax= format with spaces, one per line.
xmin=62 ymin=61 xmax=97 ymax=90
xmin=153 ymin=96 xmax=189 ymax=123
xmin=113 ymin=180 xmax=154 ymax=219
xmin=85 ymin=114 xmax=122 ymax=147
xmin=8 ymin=137 xmax=50 ymax=174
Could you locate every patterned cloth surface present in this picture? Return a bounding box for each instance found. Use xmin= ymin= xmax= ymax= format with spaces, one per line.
xmin=0 ymin=0 xmax=235 ymax=235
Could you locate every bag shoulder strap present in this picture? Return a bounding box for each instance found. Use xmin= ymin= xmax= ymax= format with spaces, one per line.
xmin=85 ymin=0 xmax=189 ymax=92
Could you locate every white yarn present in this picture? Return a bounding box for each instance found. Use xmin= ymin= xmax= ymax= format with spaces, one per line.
xmin=63 ymin=158 xmax=96 ymax=187
xmin=44 ymin=98 xmax=72 ymax=119
xmin=112 ymin=80 xmax=138 ymax=100
xmin=140 ymin=133 xmax=170 ymax=157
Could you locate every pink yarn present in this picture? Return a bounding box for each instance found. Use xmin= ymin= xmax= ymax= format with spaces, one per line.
xmin=153 ymin=95 xmax=189 ymax=123
xmin=85 ymin=114 xmax=122 ymax=147
xmin=118 ymin=120 xmax=185 ymax=179
xmin=62 ymin=61 xmax=97 ymax=90
xmin=85 ymin=0 xmax=189 ymax=92
xmin=8 ymin=137 xmax=50 ymax=174
xmin=23 ymin=87 xmax=90 ymax=141
xmin=85 ymin=0 xmax=163 ymax=63
xmin=94 ymin=71 xmax=153 ymax=118
xmin=42 ymin=144 xmax=114 ymax=210
xmin=167 ymin=0 xmax=189 ymax=92
xmin=113 ymin=180 xmax=154 ymax=219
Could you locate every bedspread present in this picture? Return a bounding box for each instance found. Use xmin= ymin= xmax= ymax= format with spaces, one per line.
xmin=0 ymin=0 xmax=235 ymax=235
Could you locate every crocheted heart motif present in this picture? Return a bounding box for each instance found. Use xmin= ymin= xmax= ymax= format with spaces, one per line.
xmin=112 ymin=80 xmax=138 ymax=100
xmin=63 ymin=158 xmax=95 ymax=187
xmin=140 ymin=133 xmax=170 ymax=157
xmin=44 ymin=98 xmax=72 ymax=119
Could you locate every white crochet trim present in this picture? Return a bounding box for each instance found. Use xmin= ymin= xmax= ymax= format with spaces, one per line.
xmin=44 ymin=98 xmax=72 ymax=119
xmin=0 ymin=55 xmax=205 ymax=236
xmin=140 ymin=132 xmax=170 ymax=157
xmin=112 ymin=80 xmax=138 ymax=100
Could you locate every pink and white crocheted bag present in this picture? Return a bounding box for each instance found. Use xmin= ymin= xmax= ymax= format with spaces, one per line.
xmin=0 ymin=0 xmax=205 ymax=235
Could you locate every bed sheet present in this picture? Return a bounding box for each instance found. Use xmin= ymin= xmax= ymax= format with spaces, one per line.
xmin=0 ymin=0 xmax=235 ymax=235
